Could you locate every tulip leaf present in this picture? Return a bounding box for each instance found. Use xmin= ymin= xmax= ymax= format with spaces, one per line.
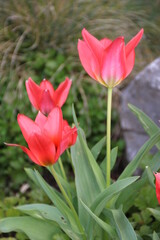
xmin=91 ymin=136 xmax=106 ymax=160
xmin=115 ymin=177 xmax=146 ymax=212
xmin=128 ymin=104 xmax=160 ymax=149
xmin=111 ymin=209 xmax=138 ymax=240
xmin=71 ymin=105 xmax=105 ymax=235
xmin=145 ymin=165 xmax=155 ymax=188
xmin=0 ymin=216 xmax=61 ymax=240
xmin=91 ymin=176 xmax=139 ymax=216
xmin=115 ymin=152 xmax=160 ymax=212
xmin=16 ymin=204 xmax=82 ymax=240
xmin=72 ymin=105 xmax=105 ymax=188
xmin=153 ymin=231 xmax=160 ymax=240
xmin=119 ymin=131 xmax=160 ymax=179
xmin=25 ymin=168 xmax=40 ymax=186
xmin=79 ymin=199 xmax=116 ymax=239
xmin=148 ymin=208 xmax=160 ymax=221
xmin=47 ymin=166 xmax=74 ymax=197
xmin=25 ymin=168 xmax=79 ymax=233
xmin=100 ymin=147 xmax=118 ymax=173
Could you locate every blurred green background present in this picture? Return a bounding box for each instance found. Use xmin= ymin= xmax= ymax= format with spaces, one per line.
xmin=0 ymin=0 xmax=160 ymax=239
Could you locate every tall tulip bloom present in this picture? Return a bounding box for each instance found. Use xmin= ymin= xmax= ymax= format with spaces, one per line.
xmin=78 ymin=28 xmax=143 ymax=88
xmin=78 ymin=28 xmax=143 ymax=187
xmin=155 ymin=173 xmax=160 ymax=204
xmin=6 ymin=107 xmax=77 ymax=166
xmin=26 ymin=77 xmax=72 ymax=115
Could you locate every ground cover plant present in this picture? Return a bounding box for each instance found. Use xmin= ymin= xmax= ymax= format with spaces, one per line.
xmin=0 ymin=26 xmax=160 ymax=240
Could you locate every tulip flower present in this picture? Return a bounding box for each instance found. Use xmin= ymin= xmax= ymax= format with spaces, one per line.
xmin=78 ymin=28 xmax=144 ymax=186
xmin=78 ymin=28 xmax=144 ymax=88
xmin=155 ymin=172 xmax=160 ymax=204
xmin=6 ymin=107 xmax=77 ymax=166
xmin=26 ymin=77 xmax=72 ymax=114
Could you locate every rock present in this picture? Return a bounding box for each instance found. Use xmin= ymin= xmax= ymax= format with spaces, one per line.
xmin=120 ymin=57 xmax=160 ymax=161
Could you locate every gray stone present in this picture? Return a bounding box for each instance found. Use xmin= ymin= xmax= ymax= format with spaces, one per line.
xmin=120 ymin=57 xmax=160 ymax=161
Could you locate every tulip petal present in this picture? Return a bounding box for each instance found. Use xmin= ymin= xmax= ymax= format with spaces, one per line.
xmin=126 ymin=29 xmax=144 ymax=56
xmin=125 ymin=50 xmax=135 ymax=78
xmin=5 ymin=143 xmax=41 ymax=165
xmin=28 ymin=132 xmax=57 ymax=166
xmin=17 ymin=114 xmax=40 ymax=142
xmin=61 ymin=123 xmax=77 ymax=154
xmin=35 ymin=111 xmax=47 ymax=128
xmin=155 ymin=173 xmax=160 ymax=204
xmin=78 ymin=40 xmax=100 ymax=80
xmin=100 ymin=38 xmax=112 ymax=49
xmin=40 ymin=89 xmax=55 ymax=115
xmin=40 ymin=79 xmax=55 ymax=99
xmin=54 ymin=78 xmax=72 ymax=107
xmin=101 ymin=37 xmax=126 ymax=87
xmin=82 ymin=28 xmax=104 ymax=62
xmin=26 ymin=78 xmax=43 ymax=110
xmin=44 ymin=107 xmax=63 ymax=146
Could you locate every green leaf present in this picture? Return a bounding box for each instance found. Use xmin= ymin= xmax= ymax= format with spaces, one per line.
xmin=80 ymin=199 xmax=116 ymax=239
xmin=0 ymin=216 xmax=61 ymax=240
xmin=119 ymin=131 xmax=160 ymax=179
xmin=153 ymin=231 xmax=160 ymax=240
xmin=25 ymin=168 xmax=40 ymax=186
xmin=26 ymin=168 xmax=78 ymax=233
xmin=115 ymin=177 xmax=146 ymax=212
xmin=115 ymin=152 xmax=160 ymax=212
xmin=72 ymin=105 xmax=105 ymax=198
xmin=47 ymin=166 xmax=74 ymax=196
xmin=91 ymin=136 xmax=106 ymax=160
xmin=101 ymin=147 xmax=118 ymax=172
xmin=71 ymin=105 xmax=105 ymax=236
xmin=148 ymin=208 xmax=160 ymax=221
xmin=146 ymin=165 xmax=155 ymax=188
xmin=110 ymin=147 xmax=118 ymax=170
xmin=111 ymin=209 xmax=138 ymax=240
xmin=128 ymin=104 xmax=160 ymax=149
xmin=16 ymin=204 xmax=82 ymax=240
xmin=91 ymin=177 xmax=139 ymax=216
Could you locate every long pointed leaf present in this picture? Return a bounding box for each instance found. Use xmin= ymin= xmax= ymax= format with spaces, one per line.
xmin=153 ymin=231 xmax=160 ymax=240
xmin=91 ymin=136 xmax=106 ymax=160
xmin=16 ymin=204 xmax=82 ymax=240
xmin=26 ymin=168 xmax=79 ymax=233
xmin=80 ymin=199 xmax=116 ymax=239
xmin=111 ymin=209 xmax=137 ymax=240
xmin=148 ymin=208 xmax=160 ymax=221
xmin=119 ymin=131 xmax=160 ymax=179
xmin=91 ymin=176 xmax=139 ymax=216
xmin=128 ymin=104 xmax=160 ymax=149
xmin=0 ymin=216 xmax=61 ymax=240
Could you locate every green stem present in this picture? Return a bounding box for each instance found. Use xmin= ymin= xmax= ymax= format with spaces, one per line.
xmin=58 ymin=157 xmax=67 ymax=181
xmin=49 ymin=165 xmax=86 ymax=239
xmin=58 ymin=157 xmax=72 ymax=200
xmin=106 ymin=87 xmax=113 ymax=187
xmin=67 ymin=149 xmax=75 ymax=174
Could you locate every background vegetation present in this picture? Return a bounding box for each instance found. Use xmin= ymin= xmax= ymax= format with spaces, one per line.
xmin=0 ymin=0 xmax=160 ymax=239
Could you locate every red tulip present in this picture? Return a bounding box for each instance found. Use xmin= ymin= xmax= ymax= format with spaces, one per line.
xmin=6 ymin=107 xmax=77 ymax=166
xmin=78 ymin=28 xmax=143 ymax=88
xmin=155 ymin=172 xmax=160 ymax=204
xmin=26 ymin=77 xmax=72 ymax=114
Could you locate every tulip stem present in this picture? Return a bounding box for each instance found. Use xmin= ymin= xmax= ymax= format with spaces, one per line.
xmin=106 ymin=87 xmax=113 ymax=187
xmin=67 ymin=149 xmax=75 ymax=174
xmin=58 ymin=157 xmax=67 ymax=181
xmin=49 ymin=165 xmax=86 ymax=239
